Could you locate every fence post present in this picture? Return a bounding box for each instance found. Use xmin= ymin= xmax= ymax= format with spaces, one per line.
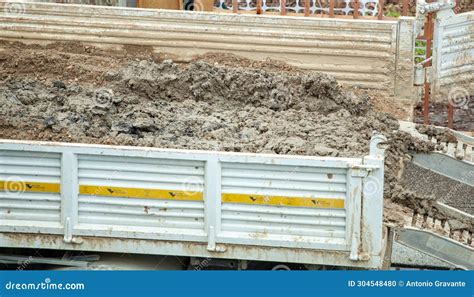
xmin=353 ymin=0 xmax=359 ymax=19
xmin=304 ymin=0 xmax=310 ymax=16
xmin=378 ymin=0 xmax=384 ymax=20
xmin=329 ymin=0 xmax=335 ymax=17
xmin=423 ymin=9 xmax=434 ymax=124
xmin=257 ymin=0 xmax=263 ymax=14
xmin=402 ymin=0 xmax=410 ymax=16
xmin=395 ymin=17 xmax=418 ymax=102
xmin=281 ymin=0 xmax=286 ymax=15
xmin=232 ymin=0 xmax=238 ymax=13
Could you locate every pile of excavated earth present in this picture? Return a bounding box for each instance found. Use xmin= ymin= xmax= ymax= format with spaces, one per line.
xmin=0 ymin=41 xmax=471 ymax=232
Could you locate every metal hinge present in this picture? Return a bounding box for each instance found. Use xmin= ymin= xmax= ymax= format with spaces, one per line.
xmin=349 ymin=164 xmax=380 ymax=177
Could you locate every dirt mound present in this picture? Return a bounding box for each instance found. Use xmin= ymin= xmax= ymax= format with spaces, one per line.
xmin=1 ymin=58 xmax=396 ymax=155
xmin=190 ymin=52 xmax=300 ymax=73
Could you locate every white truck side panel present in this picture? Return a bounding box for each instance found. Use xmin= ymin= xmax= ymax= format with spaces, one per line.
xmin=0 ymin=136 xmax=386 ymax=268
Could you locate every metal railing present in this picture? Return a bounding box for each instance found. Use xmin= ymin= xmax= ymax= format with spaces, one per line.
xmin=215 ymin=0 xmax=416 ymax=19
xmin=217 ymin=0 xmax=385 ymax=19
xmin=47 ymin=0 xmax=417 ymax=19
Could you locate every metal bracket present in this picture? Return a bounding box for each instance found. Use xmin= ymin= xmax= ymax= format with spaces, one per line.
xmin=414 ymin=57 xmax=432 ymax=86
xmin=206 ymin=226 xmax=226 ymax=253
xmin=349 ymin=164 xmax=379 ymax=175
xmin=63 ymin=217 xmax=82 ymax=244
xmin=369 ymin=133 xmax=387 ymax=159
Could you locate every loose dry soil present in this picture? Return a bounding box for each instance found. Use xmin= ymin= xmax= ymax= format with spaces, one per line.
xmin=0 ymin=41 xmax=471 ymax=232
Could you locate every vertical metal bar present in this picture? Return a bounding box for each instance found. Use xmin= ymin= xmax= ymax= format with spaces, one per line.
xmin=329 ymin=0 xmax=335 ymax=17
xmin=353 ymin=0 xmax=359 ymax=19
xmin=257 ymin=0 xmax=263 ymax=14
xmin=344 ymin=169 xmax=353 ymax=249
xmin=402 ymin=0 xmax=409 ymax=16
xmin=362 ymin=134 xmax=387 ymax=261
xmin=448 ymin=103 xmax=454 ymax=128
xmin=348 ymin=172 xmax=362 ymax=261
xmin=61 ymin=152 xmax=78 ymax=243
xmin=281 ymin=0 xmax=286 ymax=16
xmin=232 ymin=0 xmax=238 ymax=13
xmin=377 ymin=0 xmax=384 ymax=20
xmin=204 ymin=157 xmax=222 ymax=252
xmin=423 ymin=11 xmax=433 ymax=125
xmin=304 ymin=0 xmax=310 ymax=17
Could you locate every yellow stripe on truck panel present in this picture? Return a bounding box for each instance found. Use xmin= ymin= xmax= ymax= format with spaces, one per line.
xmin=79 ymin=185 xmax=203 ymax=201
xmin=0 ymin=180 xmax=60 ymax=193
xmin=221 ymin=193 xmax=345 ymax=209
xmin=0 ymin=180 xmax=342 ymax=208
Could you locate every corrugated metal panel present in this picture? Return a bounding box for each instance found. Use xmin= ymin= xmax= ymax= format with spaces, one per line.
xmin=0 ymin=150 xmax=61 ymax=227
xmin=0 ymin=1 xmax=403 ymax=92
xmin=76 ymin=154 xmax=206 ymax=240
xmin=432 ymin=11 xmax=474 ymax=100
xmin=218 ymin=162 xmax=348 ymax=249
xmin=0 ymin=137 xmax=386 ymax=266
xmin=219 ymin=163 xmax=350 ymax=249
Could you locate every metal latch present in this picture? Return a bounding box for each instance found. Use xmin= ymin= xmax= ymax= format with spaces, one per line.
xmin=414 ymin=65 xmax=425 ymax=86
xmin=414 ymin=57 xmax=432 ymax=86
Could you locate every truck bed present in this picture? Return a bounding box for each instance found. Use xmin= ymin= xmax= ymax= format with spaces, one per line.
xmin=0 ymin=136 xmax=387 ymax=269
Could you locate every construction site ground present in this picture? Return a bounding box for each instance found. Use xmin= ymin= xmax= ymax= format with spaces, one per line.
xmin=414 ymin=102 xmax=474 ymax=132
xmin=0 ymin=41 xmax=472 ymax=253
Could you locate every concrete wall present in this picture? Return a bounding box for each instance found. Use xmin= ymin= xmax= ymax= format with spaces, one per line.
xmin=432 ymin=10 xmax=473 ymax=102
xmin=0 ymin=1 xmax=416 ymax=99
